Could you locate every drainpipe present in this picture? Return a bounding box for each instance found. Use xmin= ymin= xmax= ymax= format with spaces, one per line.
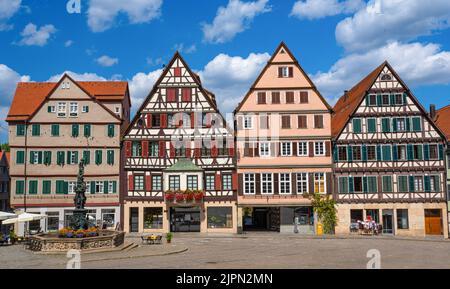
xmin=23 ymin=120 xmax=28 ymax=213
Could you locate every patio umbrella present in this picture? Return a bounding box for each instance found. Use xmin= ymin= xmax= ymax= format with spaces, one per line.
xmin=2 ymin=212 xmax=46 ymax=225
xmin=0 ymin=212 xmax=17 ymax=221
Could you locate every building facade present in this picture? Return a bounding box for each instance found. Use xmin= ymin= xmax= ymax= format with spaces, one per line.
xmin=6 ymin=75 xmax=130 ymax=234
xmin=332 ymin=61 xmax=448 ymax=238
xmin=0 ymin=151 xmax=10 ymax=212
xmin=234 ymin=43 xmax=333 ymax=234
xmin=122 ymin=52 xmax=237 ymax=234
xmin=435 ymin=105 xmax=450 ymax=235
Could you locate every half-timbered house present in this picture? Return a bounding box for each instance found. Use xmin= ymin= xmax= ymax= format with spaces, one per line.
xmin=234 ymin=42 xmax=333 ymax=234
xmin=332 ymin=61 xmax=448 ymax=237
xmin=122 ymin=52 xmax=237 ymax=234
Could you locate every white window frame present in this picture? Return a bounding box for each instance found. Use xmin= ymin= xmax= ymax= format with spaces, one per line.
xmin=397 ymin=145 xmax=407 ymax=161
xmin=49 ymin=106 xmax=56 ymax=113
xmin=95 ymin=181 xmax=104 ymax=194
xmin=82 ymin=105 xmax=89 ymax=113
xmin=281 ymin=142 xmax=292 ymax=156
xmin=414 ymin=176 xmax=423 ymax=192
xmin=314 ymin=173 xmax=326 ymax=194
xmin=259 ymin=142 xmax=270 ymax=157
xmin=297 ymin=173 xmax=308 ymax=194
xmin=57 ymin=102 xmax=67 ymax=117
xmin=381 ymin=93 xmax=390 ymax=106
xmin=68 ymin=181 xmax=76 ymax=195
xmin=108 ymin=181 xmax=114 ymax=194
xmin=86 ymin=182 xmax=90 ymax=193
xmin=69 ymin=102 xmax=78 ymax=117
xmin=244 ymin=173 xmax=255 ymax=195
xmin=297 ymin=142 xmax=308 ymax=156
xmin=261 ymin=173 xmax=273 ymax=195
xmin=280 ymin=66 xmax=290 ymax=78
xmin=396 ymin=118 xmax=406 ymax=132
xmin=394 ymin=93 xmax=403 ymax=105
xmin=279 ymin=173 xmax=291 ymax=195
xmin=314 ymin=141 xmax=325 ymax=156
xmin=367 ymin=94 xmax=377 ymax=106
xmin=243 ymin=116 xmax=253 ymax=129
xmin=68 ymin=151 xmax=77 ymax=165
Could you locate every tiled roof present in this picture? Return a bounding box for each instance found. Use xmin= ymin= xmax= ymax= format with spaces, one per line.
xmin=0 ymin=152 xmax=9 ymax=165
xmin=6 ymin=78 xmax=128 ymax=122
xmin=436 ymin=105 xmax=450 ymax=142
xmin=331 ymin=62 xmax=386 ymax=138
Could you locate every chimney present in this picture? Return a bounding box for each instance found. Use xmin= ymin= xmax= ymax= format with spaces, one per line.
xmin=343 ymin=90 xmax=349 ymax=101
xmin=429 ymin=104 xmax=436 ymax=121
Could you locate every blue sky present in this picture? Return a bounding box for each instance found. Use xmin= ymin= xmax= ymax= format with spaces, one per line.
xmin=1 ymin=0 xmax=450 ymax=142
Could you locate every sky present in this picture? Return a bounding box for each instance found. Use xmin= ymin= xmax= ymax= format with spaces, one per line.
xmin=0 ymin=0 xmax=450 ymax=143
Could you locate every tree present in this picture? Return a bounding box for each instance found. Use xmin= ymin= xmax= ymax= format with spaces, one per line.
xmin=0 ymin=143 xmax=9 ymax=152
xmin=310 ymin=193 xmax=338 ymax=234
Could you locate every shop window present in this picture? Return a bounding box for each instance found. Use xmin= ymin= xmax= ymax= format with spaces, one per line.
xmin=207 ymin=207 xmax=233 ymax=228
xmin=143 ymin=207 xmax=163 ymax=229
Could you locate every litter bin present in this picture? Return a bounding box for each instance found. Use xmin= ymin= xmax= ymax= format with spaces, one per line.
xmin=317 ymin=223 xmax=323 ymax=236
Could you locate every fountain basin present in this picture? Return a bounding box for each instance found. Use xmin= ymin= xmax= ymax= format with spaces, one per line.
xmin=28 ymin=230 xmax=125 ymax=252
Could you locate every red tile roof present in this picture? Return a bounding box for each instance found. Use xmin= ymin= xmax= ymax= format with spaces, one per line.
xmin=331 ymin=62 xmax=386 ymax=138
xmin=436 ymin=105 xmax=450 ymax=142
xmin=6 ymin=77 xmax=128 ymax=122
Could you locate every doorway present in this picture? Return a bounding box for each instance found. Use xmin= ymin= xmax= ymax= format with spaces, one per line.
xmin=382 ymin=209 xmax=394 ymax=235
xmin=129 ymin=208 xmax=139 ymax=233
xmin=170 ymin=207 xmax=201 ymax=232
xmin=425 ymin=209 xmax=443 ymax=235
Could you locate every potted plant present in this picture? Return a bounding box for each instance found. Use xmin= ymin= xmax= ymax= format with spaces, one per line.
xmin=165 ymin=190 xmax=175 ymax=202
xmin=166 ymin=232 xmax=173 ymax=244
xmin=185 ymin=190 xmax=194 ymax=202
xmin=9 ymin=231 xmax=17 ymax=245
xmin=175 ymin=192 xmax=185 ymax=203
xmin=86 ymin=227 xmax=98 ymax=237
xmin=194 ymin=191 xmax=204 ymax=201
xmin=75 ymin=229 xmax=85 ymax=238
xmin=65 ymin=229 xmax=74 ymax=238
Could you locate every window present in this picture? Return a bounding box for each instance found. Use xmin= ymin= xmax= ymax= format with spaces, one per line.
xmin=314 ymin=142 xmax=325 ymax=156
xmin=381 ymin=118 xmax=391 ymax=132
xmin=51 ymin=124 xmax=60 ymax=136
xmin=261 ymin=173 xmax=273 ymax=194
xmin=132 ymin=141 xmax=142 ymax=157
xmin=412 ymin=117 xmax=421 ymax=132
xmin=16 ymin=151 xmax=25 ymax=164
xmin=82 ymin=106 xmax=89 ymax=113
xmin=381 ymin=94 xmax=390 ymax=106
xmin=48 ymin=105 xmax=56 ymax=113
xmin=244 ymin=173 xmax=255 ymax=195
xmin=338 ymin=146 xmax=347 ymax=161
xmin=398 ymin=176 xmax=408 ymax=192
xmin=222 ymin=174 xmax=232 ymax=191
xmin=95 ymin=150 xmax=102 ymax=165
xmin=281 ymin=115 xmax=291 ymax=129
xmin=83 ymin=124 xmax=91 ymax=137
xmin=414 ymin=176 xmax=423 ymax=192
xmin=95 ymin=181 xmax=104 ymax=194
xmin=207 ymin=207 xmax=233 ymax=228
xmin=395 ymin=94 xmax=403 ymax=105
xmin=271 ymin=92 xmax=280 ymax=104
xmin=259 ymin=142 xmax=270 ymax=157
xmin=367 ymin=94 xmax=377 ymax=106
xmin=381 ymin=74 xmax=392 ymax=81
xmin=298 ymin=115 xmax=307 ymax=129
xmin=314 ymin=173 xmax=326 ymax=194
xmin=297 ymin=173 xmax=308 ymax=194
xmin=314 ymin=115 xmax=324 ymax=129
xmin=107 ymin=124 xmax=115 ymax=137
xmin=134 ymin=175 xmax=144 ymax=191
xmin=107 ymin=150 xmax=114 ymax=165
xmin=338 ymin=177 xmax=348 ymax=193
xmin=149 ymin=142 xmax=159 ymax=157
xmin=257 ymin=92 xmax=266 ymax=104
xmin=69 ymin=102 xmax=78 ymax=117
xmin=108 ymin=181 xmax=116 ymax=194
xmin=367 ymin=145 xmax=376 ymax=161
xmin=259 ymin=115 xmax=269 ymax=130
xmin=206 ymin=175 xmax=215 ymax=191
xmin=429 ymin=175 xmax=440 ymax=192
xmin=68 ymin=151 xmax=78 ymax=165
xmin=397 ymin=209 xmax=409 ymax=229
xmin=16 ymin=124 xmax=25 ymax=136
xmin=281 ymin=142 xmax=292 ymax=156
xmin=279 ymin=173 xmax=291 ymax=194
xmin=352 ymin=146 xmax=362 ymax=161
xmin=298 ymin=142 xmax=308 ymax=156
xmin=353 ymin=177 xmax=363 ymax=193
xmin=383 ymin=176 xmax=392 ymax=193
xmin=169 ymin=176 xmax=180 ymax=191
xmin=68 ymin=181 xmax=76 ymax=194
xmin=367 ymin=118 xmax=376 ymax=133
xmin=57 ymin=102 xmax=67 ymax=117
xmin=352 ymin=118 xmax=361 ymax=133
xmin=31 ymin=124 xmax=40 ymax=136
xmin=412 ymin=144 xmax=423 ymax=160
xmin=244 ymin=116 xmax=253 ymax=129
xmin=300 ymin=91 xmax=308 ymax=103
xmin=397 ymin=145 xmax=407 ymax=160
xmin=187 ymin=175 xmax=198 ymax=190
xmin=46 ymin=212 xmax=59 ymax=231
xmin=16 ymin=180 xmax=25 ymax=195
xmin=152 ymin=114 xmax=161 ymax=127
xmin=143 ymin=208 xmax=163 ymax=229
xmin=429 ymin=144 xmax=438 ymax=160
xmin=286 ymin=92 xmax=295 ymax=104
xmin=367 ymin=176 xmax=378 ymax=193
xmin=152 ymin=175 xmax=162 ymax=191
xmin=71 ymin=124 xmax=79 ymax=137
xmin=166 ymin=88 xmax=177 ymax=102
xmin=395 ymin=118 xmax=406 ymax=132
xmin=278 ymin=66 xmax=292 ymax=78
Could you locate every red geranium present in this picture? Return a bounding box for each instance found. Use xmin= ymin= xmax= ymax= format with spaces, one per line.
xmin=194 ymin=191 xmax=204 ymax=201
xmin=175 ymin=193 xmax=185 ymax=202
xmin=165 ymin=192 xmax=175 ymax=201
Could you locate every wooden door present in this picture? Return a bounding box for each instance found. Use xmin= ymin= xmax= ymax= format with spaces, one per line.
xmin=425 ymin=209 xmax=443 ymax=235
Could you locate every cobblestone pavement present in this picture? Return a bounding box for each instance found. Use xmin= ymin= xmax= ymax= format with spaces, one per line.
xmin=1 ymin=233 xmax=450 ymax=269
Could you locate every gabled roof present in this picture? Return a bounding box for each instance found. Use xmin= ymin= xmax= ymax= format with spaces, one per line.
xmin=0 ymin=151 xmax=9 ymax=166
xmin=164 ymin=158 xmax=203 ymax=172
xmin=234 ymin=41 xmax=332 ymax=113
xmin=6 ymin=75 xmax=128 ymax=122
xmin=331 ymin=61 xmax=386 ymax=138
xmin=436 ymin=105 xmax=450 ymax=141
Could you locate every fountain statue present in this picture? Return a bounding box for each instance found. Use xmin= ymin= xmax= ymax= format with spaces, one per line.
xmin=71 ymin=159 xmax=89 ymax=230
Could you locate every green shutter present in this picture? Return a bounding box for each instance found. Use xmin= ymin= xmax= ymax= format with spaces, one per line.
xmin=376 ymin=145 xmax=382 ymax=161
xmin=434 ymin=176 xmax=440 ymax=192
xmin=91 ymin=181 xmax=96 ymax=194
xmin=107 ymin=150 xmax=114 ymax=165
xmin=412 ymin=117 xmax=421 ymax=132
xmin=67 ymin=151 xmax=71 ymax=165
xmin=423 ymin=144 xmax=430 ymax=160
xmin=47 ymin=106 xmax=52 ymax=113
xmin=365 ymin=95 xmax=369 ymax=106
xmin=64 ymin=182 xmax=69 ymax=195
xmin=16 ymin=151 xmax=25 ymax=164
xmin=409 ymin=176 xmax=415 ymax=193
xmin=57 ymin=151 xmax=65 ymax=166
xmin=405 ymin=117 xmax=411 ymax=132
xmin=16 ymin=180 xmax=24 ymax=195
xmin=417 ymin=145 xmax=423 ymax=160
xmin=363 ymin=176 xmax=368 ymax=193
xmin=107 ymin=124 xmax=115 ymax=138
xmin=383 ymin=176 xmax=392 ymax=192
xmin=392 ymin=145 xmax=398 ymax=161
xmin=16 ymin=124 xmax=25 ymax=136
xmin=367 ymin=119 xmax=376 ymax=133
xmin=104 ymin=181 xmax=109 ymax=194
xmin=381 ymin=118 xmax=390 ymax=133
xmin=32 ymin=124 xmax=40 ymax=136
xmin=56 ymin=180 xmax=64 ymax=194
xmin=362 ymin=145 xmax=367 ymax=162
xmin=333 ymin=145 xmax=338 ymax=162
xmin=83 ymin=151 xmax=90 ymax=165
xmin=51 ymin=124 xmax=59 ymax=136
xmin=29 ymin=180 xmax=38 ymax=194
xmin=382 ymin=146 xmax=392 ymax=161
xmin=348 ymin=177 xmax=354 ymax=193
xmin=376 ymin=94 xmax=382 ymax=106
xmin=398 ymin=176 xmax=408 ymax=192
xmin=38 ymin=151 xmax=43 ymax=164
xmin=407 ymin=145 xmax=413 ymax=161
xmin=29 ymin=151 xmax=34 ymax=164
xmin=347 ymin=146 xmax=353 ymax=162
xmin=353 ymin=119 xmax=361 ymax=133
xmin=42 ymin=180 xmax=51 ymax=194
xmin=112 ymin=181 xmax=117 ymax=193
xmin=72 ymin=124 xmax=79 ymax=137
xmin=438 ymin=144 xmax=444 ymax=160
xmin=392 ymin=118 xmax=397 ymax=132
xmin=403 ymin=93 xmax=407 ymax=104
xmin=424 ymin=175 xmax=431 ymax=192
xmin=95 ymin=150 xmax=102 ymax=165
xmin=84 ymin=124 xmax=91 ymax=137
xmin=390 ymin=94 xmax=395 ymax=106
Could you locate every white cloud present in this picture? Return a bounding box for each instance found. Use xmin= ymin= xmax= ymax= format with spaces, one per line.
xmin=290 ymin=0 xmax=364 ymax=20
xmin=198 ymin=52 xmax=270 ymax=113
xmin=17 ymin=23 xmax=57 ymax=46
xmin=87 ymin=0 xmax=163 ymax=32
xmin=202 ymin=0 xmax=271 ymax=44
xmin=64 ymin=40 xmax=74 ymax=47
xmin=0 ymin=0 xmax=21 ymax=30
xmin=312 ymin=41 xmax=450 ymax=104
xmin=336 ymin=0 xmax=450 ymax=52
xmin=47 ymin=71 xmax=107 ymax=82
xmin=128 ymin=69 xmax=164 ymax=114
xmin=174 ymin=43 xmax=197 ymax=54
xmin=96 ymin=55 xmax=119 ymax=67
xmin=146 ymin=57 xmax=164 ymax=67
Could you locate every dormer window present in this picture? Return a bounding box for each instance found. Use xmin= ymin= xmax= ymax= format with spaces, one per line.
xmin=380 ymin=74 xmax=392 ymax=81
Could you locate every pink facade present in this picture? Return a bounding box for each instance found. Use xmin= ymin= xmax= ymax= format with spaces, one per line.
xmin=235 ymin=43 xmax=333 ymax=234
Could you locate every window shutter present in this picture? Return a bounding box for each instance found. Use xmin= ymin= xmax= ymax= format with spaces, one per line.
xmin=392 ymin=145 xmax=398 ymax=161
xmin=405 ymin=117 xmax=411 ymax=132
xmin=389 ymin=94 xmax=395 ymax=106
xmin=309 ymin=142 xmax=314 ymax=157
xmin=376 ymin=145 xmax=382 ymax=161
xmin=288 ymin=67 xmax=293 ymax=77
xmin=145 ymin=175 xmax=151 ymax=191
xmin=90 ymin=181 xmax=96 ymax=194
xmin=376 ymin=94 xmax=382 ymax=106
xmin=232 ymin=173 xmax=238 ymax=191
xmin=412 ymin=117 xmax=421 ymax=132
xmin=423 ymin=144 xmax=430 ymax=160
xmin=211 ymin=142 xmax=219 ymax=158
xmin=169 ymin=142 xmax=175 ymax=158
xmin=407 ymin=144 xmax=413 ymax=160
xmin=206 ymin=113 xmax=212 ymax=128
xmin=215 ymin=173 xmax=222 ymax=191
xmin=333 ymin=145 xmax=338 ymax=162
xmin=112 ymin=181 xmax=117 ymax=193
xmin=64 ymin=181 xmax=69 ymax=195
xmin=160 ymin=114 xmax=167 ymax=128
xmin=128 ymin=175 xmax=134 ymax=191
xmin=424 ymin=175 xmax=431 ymax=192
xmin=403 ymin=93 xmax=407 ymax=104
xmin=438 ymin=144 xmax=444 ymax=160
xmin=237 ymin=116 xmax=243 ymax=130
xmin=190 ymin=112 xmax=195 ymax=129
xmin=182 ymin=88 xmax=192 ymax=102
xmin=228 ymin=144 xmax=235 ymax=157
xmin=238 ymin=174 xmax=244 ymax=195
xmin=185 ymin=142 xmax=191 ymax=158
xmin=108 ymin=124 xmax=115 ymax=137
xmin=74 ymin=151 xmax=79 ymax=164
xmin=362 ymin=145 xmax=367 ymax=162
xmin=84 ymin=124 xmax=91 ymax=137
xmin=308 ymin=174 xmax=314 ymax=194
xmin=363 ymin=177 xmax=368 ymax=193
xmin=38 ymin=151 xmax=43 ymax=164
xmin=347 ymin=146 xmax=353 ymax=162
xmin=104 ymin=181 xmax=109 ymax=194
xmin=83 ymin=151 xmax=90 ymax=164
xmin=392 ymin=118 xmax=397 ymax=132
xmin=278 ymin=67 xmax=283 ymax=78
xmin=125 ymin=141 xmax=132 ymax=157
xmin=348 ymin=177 xmax=354 ymax=193
xmin=107 ymin=150 xmax=114 ymax=165
xmin=159 ymin=141 xmax=166 ymax=157
xmin=95 ymin=150 xmax=102 ymax=165
xmin=142 ymin=141 xmax=149 ymax=157
xmin=409 ymin=176 xmax=415 ymax=192
xmin=325 ymin=141 xmax=331 ymax=157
